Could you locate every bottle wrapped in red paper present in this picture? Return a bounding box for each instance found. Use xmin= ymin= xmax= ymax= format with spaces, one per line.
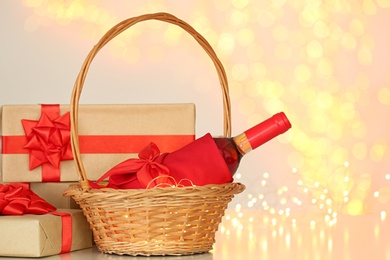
xmin=91 ymin=133 xmax=233 ymax=189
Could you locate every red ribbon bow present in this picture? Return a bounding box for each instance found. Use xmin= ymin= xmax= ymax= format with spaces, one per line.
xmin=94 ymin=142 xmax=171 ymax=189
xmin=21 ymin=105 xmax=73 ymax=171
xmin=0 ymin=184 xmax=56 ymax=215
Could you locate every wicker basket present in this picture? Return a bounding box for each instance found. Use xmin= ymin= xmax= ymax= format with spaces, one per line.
xmin=64 ymin=12 xmax=245 ymax=256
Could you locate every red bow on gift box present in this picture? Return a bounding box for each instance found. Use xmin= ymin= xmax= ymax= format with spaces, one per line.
xmin=21 ymin=106 xmax=73 ymax=171
xmin=0 ymin=184 xmax=56 ymax=215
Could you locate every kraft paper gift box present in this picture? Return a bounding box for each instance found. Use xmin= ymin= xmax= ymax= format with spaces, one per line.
xmin=1 ymin=104 xmax=195 ymax=182
xmin=0 ymin=209 xmax=93 ymax=257
xmin=30 ymin=182 xmax=80 ymax=209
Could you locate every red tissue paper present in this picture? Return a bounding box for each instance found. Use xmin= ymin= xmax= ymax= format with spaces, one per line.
xmin=91 ymin=133 xmax=233 ymax=189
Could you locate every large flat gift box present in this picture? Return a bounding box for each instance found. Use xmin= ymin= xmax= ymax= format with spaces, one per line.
xmin=1 ymin=104 xmax=195 ymax=182
xmin=0 ymin=209 xmax=92 ymax=257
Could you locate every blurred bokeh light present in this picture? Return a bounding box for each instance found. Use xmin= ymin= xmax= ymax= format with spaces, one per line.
xmin=17 ymin=0 xmax=390 ymax=225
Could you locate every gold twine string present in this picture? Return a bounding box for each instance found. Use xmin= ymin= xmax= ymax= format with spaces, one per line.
xmin=146 ymin=175 xmax=195 ymax=189
xmin=177 ymin=178 xmax=196 ymax=187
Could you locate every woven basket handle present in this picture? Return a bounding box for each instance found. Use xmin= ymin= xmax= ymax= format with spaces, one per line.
xmin=70 ymin=12 xmax=231 ymax=188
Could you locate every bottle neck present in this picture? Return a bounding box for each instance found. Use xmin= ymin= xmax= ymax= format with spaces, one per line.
xmin=232 ymin=133 xmax=252 ymax=155
xmin=232 ymin=112 xmax=291 ymax=153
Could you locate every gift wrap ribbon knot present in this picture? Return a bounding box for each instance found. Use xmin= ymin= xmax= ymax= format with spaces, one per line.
xmin=95 ymin=142 xmax=172 ymax=189
xmin=0 ymin=184 xmax=56 ymax=215
xmin=21 ymin=104 xmax=73 ymax=182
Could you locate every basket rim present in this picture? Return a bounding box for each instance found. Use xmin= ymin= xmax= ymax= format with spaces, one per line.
xmin=64 ymin=182 xmax=246 ymax=198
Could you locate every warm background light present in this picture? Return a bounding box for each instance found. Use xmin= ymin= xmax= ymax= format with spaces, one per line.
xmin=2 ymin=0 xmax=390 ymax=228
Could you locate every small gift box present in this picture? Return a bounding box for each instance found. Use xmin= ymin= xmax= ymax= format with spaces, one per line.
xmin=30 ymin=182 xmax=80 ymax=209
xmin=1 ymin=104 xmax=195 ymax=182
xmin=0 ymin=208 xmax=92 ymax=257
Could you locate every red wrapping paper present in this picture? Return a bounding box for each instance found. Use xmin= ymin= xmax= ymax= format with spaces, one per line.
xmin=94 ymin=133 xmax=233 ymax=189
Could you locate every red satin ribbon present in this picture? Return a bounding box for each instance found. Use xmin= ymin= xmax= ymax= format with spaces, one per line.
xmin=94 ymin=142 xmax=172 ymax=189
xmin=2 ymin=135 xmax=194 ymax=154
xmin=21 ymin=104 xmax=73 ymax=182
xmin=50 ymin=212 xmax=72 ymax=254
xmin=0 ymin=184 xmax=56 ymax=215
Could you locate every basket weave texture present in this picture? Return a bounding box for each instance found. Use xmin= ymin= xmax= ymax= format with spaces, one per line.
xmin=64 ymin=12 xmax=245 ymax=256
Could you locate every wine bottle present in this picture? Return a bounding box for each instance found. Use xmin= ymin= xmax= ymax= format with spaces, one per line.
xmin=213 ymin=112 xmax=291 ymax=175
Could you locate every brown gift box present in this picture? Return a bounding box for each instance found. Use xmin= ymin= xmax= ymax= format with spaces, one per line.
xmin=0 ymin=209 xmax=92 ymax=257
xmin=1 ymin=104 xmax=195 ymax=182
xmin=30 ymin=182 xmax=80 ymax=209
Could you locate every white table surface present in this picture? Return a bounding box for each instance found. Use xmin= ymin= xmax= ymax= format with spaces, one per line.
xmin=0 ymin=210 xmax=389 ymax=260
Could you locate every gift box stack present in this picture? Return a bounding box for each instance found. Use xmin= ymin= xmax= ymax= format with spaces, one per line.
xmin=0 ymin=103 xmax=195 ymax=257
